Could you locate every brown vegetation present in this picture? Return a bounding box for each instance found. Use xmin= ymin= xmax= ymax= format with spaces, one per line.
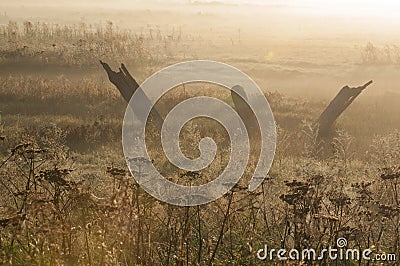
xmin=0 ymin=20 xmax=399 ymax=265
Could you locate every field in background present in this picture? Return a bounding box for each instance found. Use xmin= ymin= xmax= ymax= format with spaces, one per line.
xmin=0 ymin=1 xmax=399 ymax=265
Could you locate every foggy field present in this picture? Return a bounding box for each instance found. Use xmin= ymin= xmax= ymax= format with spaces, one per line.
xmin=0 ymin=1 xmax=399 ymax=265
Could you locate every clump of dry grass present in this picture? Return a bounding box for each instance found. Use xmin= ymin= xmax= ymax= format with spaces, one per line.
xmin=361 ymin=42 xmax=400 ymax=65
xmin=0 ymin=21 xmax=157 ymax=68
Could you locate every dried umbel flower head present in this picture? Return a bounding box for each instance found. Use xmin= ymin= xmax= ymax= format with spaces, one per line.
xmin=106 ymin=166 xmax=127 ymax=176
xmin=180 ymin=171 xmax=201 ymax=181
xmin=380 ymin=167 xmax=400 ymax=180
xmin=378 ymin=204 xmax=399 ymax=219
xmin=24 ymin=148 xmax=48 ymax=160
xmin=127 ymin=156 xmax=152 ymax=165
xmin=37 ymin=168 xmax=73 ymax=187
xmin=10 ymin=142 xmax=32 ymax=155
xmin=280 ymin=179 xmax=312 ymax=205
xmin=351 ymin=181 xmax=373 ymax=203
xmin=0 ymin=213 xmax=26 ymax=228
xmin=328 ymin=191 xmax=351 ymax=207
xmin=280 ymin=192 xmax=303 ymax=205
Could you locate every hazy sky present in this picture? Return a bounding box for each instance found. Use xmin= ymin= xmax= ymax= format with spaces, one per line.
xmin=201 ymin=0 xmax=400 ymax=17
xmin=3 ymin=0 xmax=400 ymax=16
xmin=1 ymin=0 xmax=399 ymax=29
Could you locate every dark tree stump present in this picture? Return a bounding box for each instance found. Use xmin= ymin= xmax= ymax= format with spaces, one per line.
xmin=317 ymin=80 xmax=373 ymax=138
xmin=231 ymin=85 xmax=259 ymax=138
xmin=100 ymin=61 xmax=164 ymax=127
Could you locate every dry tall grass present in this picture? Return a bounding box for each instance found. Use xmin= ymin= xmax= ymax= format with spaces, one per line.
xmin=0 ymin=21 xmax=399 ymax=265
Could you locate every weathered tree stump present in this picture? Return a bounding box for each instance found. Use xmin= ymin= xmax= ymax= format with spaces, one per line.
xmin=317 ymin=80 xmax=373 ymax=138
xmin=100 ymin=61 xmax=164 ymax=127
xmin=230 ymin=85 xmax=259 ymax=139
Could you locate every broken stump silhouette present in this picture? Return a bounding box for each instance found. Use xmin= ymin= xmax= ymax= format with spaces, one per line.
xmin=100 ymin=60 xmax=164 ymax=128
xmin=317 ymin=80 xmax=373 ymax=139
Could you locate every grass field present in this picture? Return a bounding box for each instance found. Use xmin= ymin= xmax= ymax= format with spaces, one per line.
xmin=0 ymin=1 xmax=399 ymax=265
